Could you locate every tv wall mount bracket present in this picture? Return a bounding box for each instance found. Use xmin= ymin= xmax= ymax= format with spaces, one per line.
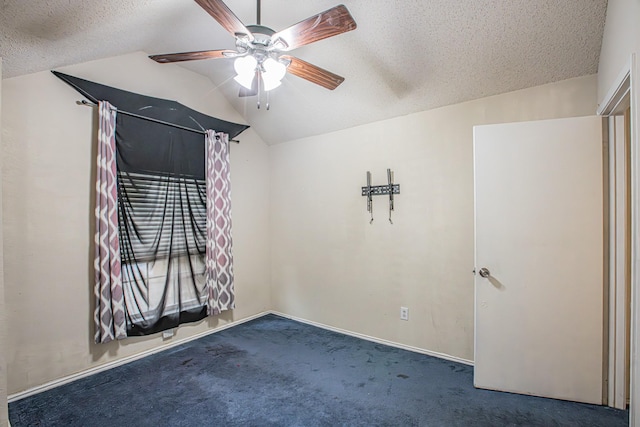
xmin=361 ymin=168 xmax=400 ymax=224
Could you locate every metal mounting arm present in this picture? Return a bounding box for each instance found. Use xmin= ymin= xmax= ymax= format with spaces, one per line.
xmin=361 ymin=169 xmax=400 ymax=224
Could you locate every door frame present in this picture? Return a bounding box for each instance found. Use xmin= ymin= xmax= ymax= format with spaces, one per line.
xmin=599 ymin=53 xmax=639 ymax=424
xmin=605 ymin=109 xmax=631 ymax=409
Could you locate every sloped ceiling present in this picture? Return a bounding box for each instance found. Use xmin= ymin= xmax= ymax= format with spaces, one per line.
xmin=1 ymin=0 xmax=608 ymax=144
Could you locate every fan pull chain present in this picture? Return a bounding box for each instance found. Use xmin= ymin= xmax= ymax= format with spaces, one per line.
xmin=255 ymin=78 xmax=271 ymax=110
xmin=256 ymin=74 xmax=261 ymax=109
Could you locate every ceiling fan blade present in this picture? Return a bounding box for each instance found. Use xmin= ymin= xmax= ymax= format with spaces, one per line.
xmin=271 ymin=5 xmax=357 ymax=51
xmin=149 ymin=49 xmax=236 ymax=63
xmin=194 ymin=0 xmax=254 ymax=41
xmin=282 ymin=56 xmax=345 ymax=90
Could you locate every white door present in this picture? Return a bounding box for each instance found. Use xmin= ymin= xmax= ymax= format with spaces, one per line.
xmin=474 ymin=116 xmax=605 ymax=404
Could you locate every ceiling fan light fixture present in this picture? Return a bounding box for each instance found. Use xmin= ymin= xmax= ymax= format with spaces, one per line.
xmin=262 ymin=77 xmax=282 ymax=91
xmin=262 ymin=57 xmax=287 ymax=91
xmin=234 ymin=54 xmax=257 ymax=73
xmin=234 ymin=72 xmax=256 ymax=90
xmin=233 ymin=55 xmax=258 ymax=89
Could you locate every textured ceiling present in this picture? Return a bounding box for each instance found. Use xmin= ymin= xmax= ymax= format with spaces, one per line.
xmin=1 ymin=0 xmax=608 ymax=144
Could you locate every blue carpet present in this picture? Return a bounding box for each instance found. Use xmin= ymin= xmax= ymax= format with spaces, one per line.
xmin=9 ymin=314 xmax=628 ymax=426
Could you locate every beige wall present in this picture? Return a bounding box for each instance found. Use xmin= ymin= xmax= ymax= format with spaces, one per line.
xmin=0 ymin=57 xmax=8 ymax=427
xmin=269 ymin=75 xmax=598 ymax=362
xmin=597 ymin=0 xmax=640 ymax=105
xmin=1 ymin=52 xmax=270 ymax=394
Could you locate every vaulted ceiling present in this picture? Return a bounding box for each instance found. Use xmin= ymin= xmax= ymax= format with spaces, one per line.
xmin=1 ymin=0 xmax=608 ymax=144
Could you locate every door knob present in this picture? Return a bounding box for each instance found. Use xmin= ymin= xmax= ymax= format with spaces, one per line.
xmin=478 ymin=267 xmax=491 ymax=278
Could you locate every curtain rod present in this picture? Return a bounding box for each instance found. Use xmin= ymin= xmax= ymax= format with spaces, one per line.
xmin=78 ymin=100 xmax=240 ymax=143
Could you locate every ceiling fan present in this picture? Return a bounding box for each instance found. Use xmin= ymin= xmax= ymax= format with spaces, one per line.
xmin=150 ymin=0 xmax=357 ymax=101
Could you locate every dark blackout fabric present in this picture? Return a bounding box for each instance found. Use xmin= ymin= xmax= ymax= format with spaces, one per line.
xmin=52 ymin=71 xmax=249 ymax=142
xmin=117 ymin=114 xmax=209 ymax=336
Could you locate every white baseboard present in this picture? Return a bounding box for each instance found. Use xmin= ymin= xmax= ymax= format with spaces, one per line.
xmin=7 ymin=311 xmax=269 ymax=403
xmin=270 ymin=311 xmax=474 ymax=367
xmin=8 ymin=310 xmax=473 ymax=403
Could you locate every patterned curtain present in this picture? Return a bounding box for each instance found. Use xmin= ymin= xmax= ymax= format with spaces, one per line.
xmin=205 ymin=130 xmax=235 ymax=315
xmin=94 ymin=101 xmax=127 ymax=344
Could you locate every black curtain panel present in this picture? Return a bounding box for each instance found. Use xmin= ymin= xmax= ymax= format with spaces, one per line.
xmin=116 ymin=113 xmax=210 ymax=335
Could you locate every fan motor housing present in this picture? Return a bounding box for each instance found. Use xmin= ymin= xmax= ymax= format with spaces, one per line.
xmin=247 ymin=25 xmax=275 ymax=46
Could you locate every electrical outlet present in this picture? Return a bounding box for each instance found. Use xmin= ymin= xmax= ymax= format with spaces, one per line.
xmin=400 ymin=306 xmax=409 ymax=321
